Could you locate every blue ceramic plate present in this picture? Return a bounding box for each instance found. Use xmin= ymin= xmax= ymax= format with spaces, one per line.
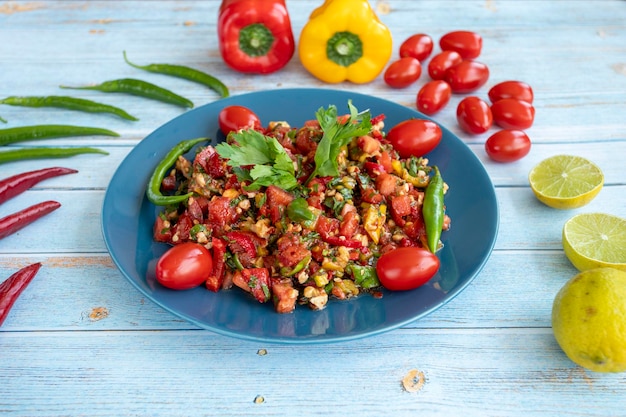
xmin=101 ymin=88 xmax=498 ymax=344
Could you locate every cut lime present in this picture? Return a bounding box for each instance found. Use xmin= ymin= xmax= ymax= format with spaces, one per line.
xmin=562 ymin=213 xmax=626 ymax=272
xmin=528 ymin=155 xmax=603 ymax=209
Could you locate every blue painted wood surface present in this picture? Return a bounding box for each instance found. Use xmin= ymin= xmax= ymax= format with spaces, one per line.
xmin=1 ymin=1 xmax=625 ymax=416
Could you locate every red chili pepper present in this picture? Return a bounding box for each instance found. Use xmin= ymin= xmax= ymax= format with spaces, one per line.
xmin=217 ymin=0 xmax=295 ymax=74
xmin=0 ymin=262 xmax=41 ymax=326
xmin=0 ymin=167 xmax=77 ymax=205
xmin=0 ymin=200 xmax=61 ymax=240
xmin=206 ymin=237 xmax=227 ymax=292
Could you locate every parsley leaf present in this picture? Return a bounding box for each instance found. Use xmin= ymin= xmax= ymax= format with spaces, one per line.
xmin=308 ymin=100 xmax=372 ymax=183
xmin=215 ymin=129 xmax=297 ymax=191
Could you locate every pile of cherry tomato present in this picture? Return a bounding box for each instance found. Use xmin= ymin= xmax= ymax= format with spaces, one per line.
xmin=383 ymin=30 xmax=535 ymax=163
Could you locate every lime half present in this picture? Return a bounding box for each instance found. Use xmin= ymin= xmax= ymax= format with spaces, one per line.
xmin=528 ymin=155 xmax=603 ymax=209
xmin=562 ymin=213 xmax=626 ymax=272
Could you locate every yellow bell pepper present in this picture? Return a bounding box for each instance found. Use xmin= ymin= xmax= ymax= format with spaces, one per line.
xmin=298 ymin=0 xmax=393 ymax=84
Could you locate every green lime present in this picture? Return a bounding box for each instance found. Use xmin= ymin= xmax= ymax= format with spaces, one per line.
xmin=563 ymin=213 xmax=626 ymax=272
xmin=528 ymin=155 xmax=603 ymax=209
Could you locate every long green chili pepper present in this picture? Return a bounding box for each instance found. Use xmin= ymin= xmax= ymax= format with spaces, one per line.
xmin=146 ymin=137 xmax=208 ymax=206
xmin=123 ymin=51 xmax=230 ymax=98
xmin=60 ymin=78 xmax=194 ymax=109
xmin=0 ymin=124 xmax=119 ymax=146
xmin=0 ymin=96 xmax=138 ymax=121
xmin=423 ymin=166 xmax=445 ymax=253
xmin=0 ymin=147 xmax=108 ymax=165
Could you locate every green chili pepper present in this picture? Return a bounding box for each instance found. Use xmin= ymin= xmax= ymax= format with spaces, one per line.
xmin=60 ymin=78 xmax=194 ymax=109
xmin=0 ymin=96 xmax=138 ymax=121
xmin=146 ymin=137 xmax=207 ymax=206
xmin=0 ymin=147 xmax=108 ymax=165
xmin=0 ymin=124 xmax=119 ymax=146
xmin=123 ymin=51 xmax=229 ymax=98
xmin=423 ymin=166 xmax=445 ymax=253
xmin=348 ymin=264 xmax=380 ymax=289
xmin=287 ymin=197 xmax=315 ymax=222
xmin=0 ymin=116 xmax=6 ymax=124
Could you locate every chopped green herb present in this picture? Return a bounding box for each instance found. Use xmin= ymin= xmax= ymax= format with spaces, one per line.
xmin=216 ymin=129 xmax=297 ymax=191
xmin=307 ymin=100 xmax=372 ymax=183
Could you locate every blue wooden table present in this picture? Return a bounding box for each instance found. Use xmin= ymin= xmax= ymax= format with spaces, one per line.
xmin=1 ymin=1 xmax=625 ymax=415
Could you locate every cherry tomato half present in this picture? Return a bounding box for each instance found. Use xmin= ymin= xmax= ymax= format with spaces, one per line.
xmin=427 ymin=50 xmax=463 ymax=80
xmin=376 ymin=247 xmax=440 ymax=291
xmin=384 ymin=57 xmax=422 ymax=88
xmin=488 ymin=80 xmax=534 ymax=104
xmin=399 ymin=33 xmax=434 ymax=62
xmin=456 ymin=96 xmax=493 ymax=134
xmin=491 ymin=98 xmax=535 ymax=129
xmin=444 ymin=60 xmax=490 ymax=93
xmin=439 ymin=30 xmax=483 ymax=60
xmin=485 ymin=129 xmax=531 ymax=163
xmin=387 ymin=119 xmax=442 ymax=158
xmin=416 ymin=80 xmax=452 ymax=115
xmin=156 ymin=242 xmax=213 ymax=290
xmin=218 ymin=105 xmax=262 ymax=136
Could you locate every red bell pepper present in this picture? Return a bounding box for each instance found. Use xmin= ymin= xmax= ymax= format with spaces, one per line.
xmin=217 ymin=0 xmax=295 ymax=74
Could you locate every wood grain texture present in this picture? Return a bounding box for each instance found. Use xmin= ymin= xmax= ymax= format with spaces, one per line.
xmin=1 ymin=1 xmax=625 ymax=416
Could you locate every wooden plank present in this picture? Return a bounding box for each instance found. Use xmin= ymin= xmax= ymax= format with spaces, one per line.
xmin=1 ymin=329 xmax=625 ymax=417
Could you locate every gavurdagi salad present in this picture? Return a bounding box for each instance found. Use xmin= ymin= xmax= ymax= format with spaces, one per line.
xmin=148 ymin=101 xmax=450 ymax=313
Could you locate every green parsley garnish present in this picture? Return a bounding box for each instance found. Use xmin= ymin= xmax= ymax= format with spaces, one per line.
xmin=216 ymin=129 xmax=297 ymax=191
xmin=307 ymin=100 xmax=372 ymax=183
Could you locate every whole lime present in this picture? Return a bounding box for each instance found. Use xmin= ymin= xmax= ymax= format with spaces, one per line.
xmin=552 ymin=267 xmax=626 ymax=373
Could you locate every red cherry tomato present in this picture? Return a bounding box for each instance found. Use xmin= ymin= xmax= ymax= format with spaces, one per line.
xmin=439 ymin=30 xmax=483 ymax=59
xmin=399 ymin=33 xmax=434 ymax=62
xmin=384 ymin=57 xmax=422 ymax=88
xmin=156 ymin=242 xmax=213 ymax=290
xmin=485 ymin=129 xmax=531 ymax=163
xmin=416 ymin=80 xmax=452 ymax=115
xmin=491 ymin=98 xmax=535 ymax=129
xmin=456 ymin=96 xmax=493 ymax=134
xmin=488 ymin=80 xmax=534 ymax=104
xmin=444 ymin=60 xmax=490 ymax=93
xmin=218 ymin=105 xmax=262 ymax=135
xmin=427 ymin=50 xmax=463 ymax=80
xmin=376 ymin=247 xmax=440 ymax=291
xmin=387 ymin=119 xmax=442 ymax=158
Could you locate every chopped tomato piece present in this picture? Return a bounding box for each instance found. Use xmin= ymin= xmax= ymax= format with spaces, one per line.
xmin=153 ymin=215 xmax=172 ymax=243
xmin=271 ymin=277 xmax=299 ymax=314
xmin=277 ymin=233 xmax=311 ymax=268
xmin=375 ymin=173 xmax=397 ymax=196
xmin=237 ymin=268 xmax=272 ymax=303
xmin=207 ymin=196 xmax=239 ymax=235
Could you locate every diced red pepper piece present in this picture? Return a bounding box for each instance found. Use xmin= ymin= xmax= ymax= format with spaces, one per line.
xmin=194 ymin=146 xmax=226 ymax=179
xmin=224 ymin=230 xmax=258 ymax=266
xmin=206 ymin=237 xmax=227 ymax=292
